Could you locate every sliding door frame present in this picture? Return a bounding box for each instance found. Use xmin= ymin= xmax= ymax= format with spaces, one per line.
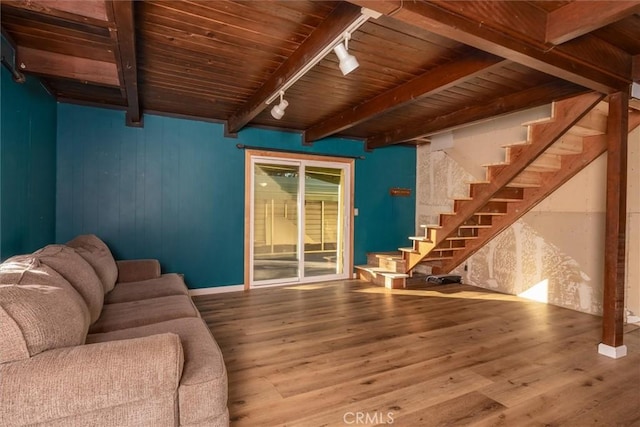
xmin=244 ymin=149 xmax=354 ymax=290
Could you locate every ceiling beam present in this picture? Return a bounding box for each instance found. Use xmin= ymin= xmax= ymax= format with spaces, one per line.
xmin=109 ymin=1 xmax=142 ymax=127
xmin=16 ymin=46 xmax=119 ymax=87
xmin=365 ymin=80 xmax=587 ymax=149
xmin=545 ymin=1 xmax=640 ymax=45
xmin=2 ymin=0 xmax=110 ymax=27
xmin=303 ymin=51 xmax=507 ymax=143
xmin=349 ymin=0 xmax=632 ymax=93
xmin=225 ymin=2 xmax=363 ymax=135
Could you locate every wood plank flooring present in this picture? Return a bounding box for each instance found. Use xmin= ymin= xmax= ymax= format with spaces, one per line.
xmin=193 ymin=280 xmax=640 ymax=426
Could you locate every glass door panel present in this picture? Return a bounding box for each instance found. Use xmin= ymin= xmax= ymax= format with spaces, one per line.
xmin=304 ymin=166 xmax=344 ymax=277
xmin=249 ymin=154 xmax=351 ymax=288
xmin=252 ymin=162 xmax=299 ymax=284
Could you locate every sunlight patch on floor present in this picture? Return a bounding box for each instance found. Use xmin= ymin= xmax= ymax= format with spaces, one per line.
xmin=517 ymin=279 xmax=549 ymax=303
xmin=354 ymin=286 xmax=530 ymax=303
xmin=284 ymin=283 xmax=341 ymax=290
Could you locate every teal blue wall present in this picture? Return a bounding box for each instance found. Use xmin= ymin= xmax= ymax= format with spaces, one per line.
xmin=56 ymin=104 xmax=415 ymax=288
xmin=1 ymin=67 xmax=57 ymax=260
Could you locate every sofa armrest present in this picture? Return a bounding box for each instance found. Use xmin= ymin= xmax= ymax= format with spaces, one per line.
xmin=116 ymin=259 xmax=161 ymax=283
xmin=0 ymin=333 xmax=184 ymax=426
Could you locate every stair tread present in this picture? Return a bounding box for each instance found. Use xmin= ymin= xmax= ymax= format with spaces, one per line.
xmin=420 ymin=224 xmax=442 ymax=229
xmin=502 ymin=140 xmax=529 ymax=148
xmin=409 ymin=236 xmax=431 ymax=241
xmin=446 ymin=236 xmax=478 ymax=240
xmin=399 ymin=247 xmax=418 ymax=253
xmin=459 ymin=224 xmax=492 ymax=229
xmin=355 ymin=265 xmax=409 ymax=278
xmin=506 ymin=182 xmax=541 ymax=188
xmin=373 ymin=252 xmax=402 ymax=260
xmin=521 ymin=116 xmax=554 ymax=126
xmin=420 ymin=256 xmax=454 ymax=262
xmin=490 ymin=197 xmax=522 ymax=202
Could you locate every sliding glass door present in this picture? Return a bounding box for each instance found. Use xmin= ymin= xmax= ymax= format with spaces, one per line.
xmin=248 ymin=153 xmax=351 ymax=287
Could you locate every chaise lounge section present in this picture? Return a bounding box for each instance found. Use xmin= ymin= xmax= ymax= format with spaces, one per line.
xmin=0 ymin=234 xmax=228 ymax=426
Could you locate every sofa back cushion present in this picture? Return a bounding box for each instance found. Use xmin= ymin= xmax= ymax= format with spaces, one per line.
xmin=34 ymin=245 xmax=104 ymax=323
xmin=67 ymin=234 xmax=118 ymax=293
xmin=0 ymin=255 xmax=90 ymax=364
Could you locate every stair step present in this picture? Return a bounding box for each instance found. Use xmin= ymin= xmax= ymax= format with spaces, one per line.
xmin=571 ymin=105 xmax=607 ymax=136
xmin=459 ymin=224 xmax=492 ymax=229
xmin=399 ymin=247 xmax=418 ymax=253
xmin=409 ymin=236 xmax=430 ymax=241
xmin=446 ymin=236 xmax=478 ymax=241
xmin=546 ymin=132 xmax=583 ymax=155
xmin=508 ymin=170 xmax=542 ymax=188
xmin=374 ymin=252 xmax=403 ymax=260
xmin=423 ymin=256 xmax=453 ymax=261
xmin=520 ymin=116 xmax=554 ymax=126
xmin=474 ymin=211 xmax=507 ymax=216
xmin=526 ymin=153 xmax=562 ymax=172
xmin=433 ymin=246 xmax=465 ymax=252
xmin=355 ymin=265 xmax=408 ymax=289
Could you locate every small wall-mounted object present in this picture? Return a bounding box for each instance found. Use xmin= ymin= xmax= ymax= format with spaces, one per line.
xmin=389 ymin=187 xmax=411 ymax=197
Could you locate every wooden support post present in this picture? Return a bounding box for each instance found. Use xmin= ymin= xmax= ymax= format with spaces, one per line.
xmin=600 ymin=91 xmax=629 ymax=359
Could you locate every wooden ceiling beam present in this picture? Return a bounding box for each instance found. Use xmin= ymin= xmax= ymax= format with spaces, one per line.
xmin=365 ymin=80 xmax=587 ymax=149
xmin=303 ymin=51 xmax=507 ymax=143
xmin=225 ymin=2 xmax=363 ymax=135
xmin=2 ymin=0 xmax=110 ymax=27
xmin=16 ymin=45 xmax=119 ymax=87
xmin=349 ymin=0 xmax=632 ymax=94
xmin=109 ymin=1 xmax=141 ymax=127
xmin=545 ymin=1 xmax=640 ymax=45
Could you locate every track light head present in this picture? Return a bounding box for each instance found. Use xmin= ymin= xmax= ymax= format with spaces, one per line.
xmin=334 ymin=41 xmax=359 ymax=75
xmin=270 ymin=93 xmax=289 ymax=120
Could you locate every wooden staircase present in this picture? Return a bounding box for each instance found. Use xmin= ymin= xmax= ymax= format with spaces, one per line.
xmin=356 ymin=92 xmax=640 ymax=289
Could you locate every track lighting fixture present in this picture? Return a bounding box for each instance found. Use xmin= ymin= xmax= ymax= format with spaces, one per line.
xmin=334 ymin=34 xmax=359 ymax=76
xmin=263 ymin=8 xmax=381 ymax=118
xmin=270 ymin=91 xmax=288 ymax=120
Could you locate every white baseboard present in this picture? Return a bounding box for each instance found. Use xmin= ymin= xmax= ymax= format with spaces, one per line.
xmin=598 ymin=343 xmax=628 ymax=359
xmin=189 ymin=285 xmax=245 ymax=296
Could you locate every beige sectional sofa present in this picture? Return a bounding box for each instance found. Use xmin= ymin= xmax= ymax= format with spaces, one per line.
xmin=0 ymin=235 xmax=228 ymax=426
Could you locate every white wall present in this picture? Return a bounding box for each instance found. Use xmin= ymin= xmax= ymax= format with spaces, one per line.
xmin=416 ymin=108 xmax=639 ymax=319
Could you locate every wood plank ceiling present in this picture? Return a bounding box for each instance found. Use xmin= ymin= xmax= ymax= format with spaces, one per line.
xmin=2 ymin=1 xmax=639 ymax=149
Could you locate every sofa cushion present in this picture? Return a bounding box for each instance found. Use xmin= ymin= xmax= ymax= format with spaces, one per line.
xmin=87 ymin=317 xmax=228 ymax=426
xmin=105 ymin=273 xmax=189 ymax=304
xmin=0 ymin=333 xmax=183 ymax=426
xmin=89 ymin=295 xmax=200 ymax=334
xmin=66 ymin=234 xmax=118 ymax=293
xmin=34 ymin=245 xmax=104 ymax=323
xmin=0 ymin=255 xmax=90 ymax=364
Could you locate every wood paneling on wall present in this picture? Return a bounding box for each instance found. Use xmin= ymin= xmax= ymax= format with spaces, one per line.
xmin=1 ymin=68 xmax=57 ymax=260
xmin=56 ymin=104 xmax=415 ymax=288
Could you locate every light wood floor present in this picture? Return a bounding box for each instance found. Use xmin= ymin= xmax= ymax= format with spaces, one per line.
xmin=193 ymin=280 xmax=640 ymax=427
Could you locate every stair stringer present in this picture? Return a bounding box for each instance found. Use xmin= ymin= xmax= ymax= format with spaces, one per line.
xmin=402 ymin=92 xmax=605 ymax=273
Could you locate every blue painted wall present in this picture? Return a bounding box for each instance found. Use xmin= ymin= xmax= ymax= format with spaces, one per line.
xmin=56 ymin=104 xmax=415 ymax=288
xmin=1 ymin=67 xmax=57 ymax=260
